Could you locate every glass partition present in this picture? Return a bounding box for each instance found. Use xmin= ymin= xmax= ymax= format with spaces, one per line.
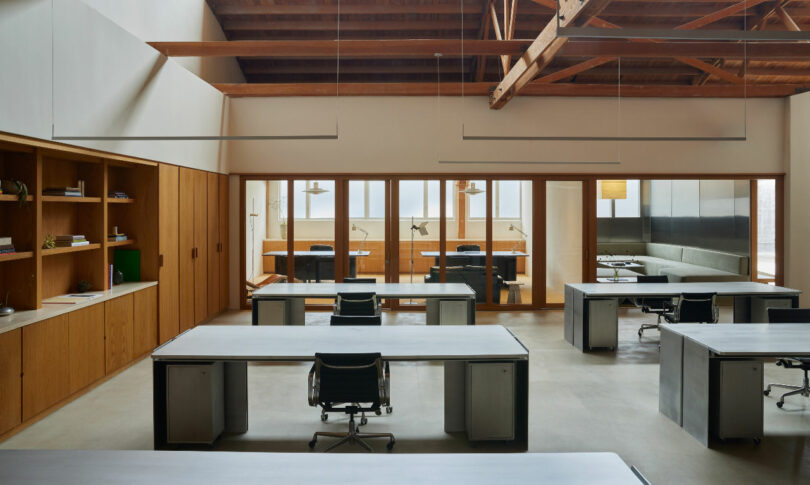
xmin=546 ymin=181 xmax=583 ymax=304
xmin=348 ymin=180 xmax=387 ymax=283
xmin=492 ymin=180 xmax=532 ymax=305
xmin=444 ymin=180 xmax=488 ymax=303
xmin=399 ymin=180 xmax=440 ymax=305
xmin=289 ymin=180 xmax=335 ymax=304
xmin=756 ymin=179 xmax=776 ymax=282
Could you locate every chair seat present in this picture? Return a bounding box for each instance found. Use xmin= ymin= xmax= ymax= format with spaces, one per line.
xmin=778 ymin=357 xmax=810 ymax=369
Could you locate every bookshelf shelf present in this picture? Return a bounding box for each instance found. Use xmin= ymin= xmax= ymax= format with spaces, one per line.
xmin=42 ymin=196 xmax=102 ymax=203
xmin=0 ymin=251 xmax=34 ymax=263
xmin=42 ymin=243 xmax=101 ymax=256
xmin=0 ymin=194 xmax=33 ymax=202
xmin=107 ymin=239 xmax=135 ymax=247
xmin=107 ymin=198 xmax=135 ymax=204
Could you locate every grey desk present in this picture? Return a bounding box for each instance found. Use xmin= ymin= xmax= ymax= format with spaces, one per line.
xmin=0 ymin=450 xmax=643 ymax=484
xmin=263 ymin=250 xmax=370 ymax=282
xmin=659 ymin=323 xmax=810 ymax=446
xmin=564 ymin=282 xmax=800 ymax=351
xmin=152 ymin=325 xmax=529 ymax=449
xmin=252 ymin=282 xmax=477 ymax=325
xmin=421 ymin=250 xmax=528 ymax=282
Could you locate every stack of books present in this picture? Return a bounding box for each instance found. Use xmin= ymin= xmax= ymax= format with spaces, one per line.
xmin=108 ymin=191 xmax=129 ymax=199
xmin=55 ymin=235 xmax=89 ymax=247
xmin=0 ymin=237 xmax=15 ymax=254
xmin=108 ymin=232 xmax=128 ymax=242
xmin=44 ymin=186 xmax=82 ymax=197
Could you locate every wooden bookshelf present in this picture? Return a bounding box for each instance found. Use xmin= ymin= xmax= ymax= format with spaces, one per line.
xmin=0 ymin=194 xmax=33 ymax=202
xmin=107 ymin=198 xmax=135 ymax=204
xmin=42 ymin=243 xmax=101 ymax=256
xmin=0 ymin=251 xmax=34 ymax=263
xmin=107 ymin=239 xmax=135 ymax=247
xmin=42 ymin=196 xmax=102 ymax=203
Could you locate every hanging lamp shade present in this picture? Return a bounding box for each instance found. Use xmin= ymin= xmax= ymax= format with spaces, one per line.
xmin=461 ymin=182 xmax=484 ymax=195
xmin=599 ymin=180 xmax=627 ymax=200
xmin=303 ymin=181 xmax=328 ymax=195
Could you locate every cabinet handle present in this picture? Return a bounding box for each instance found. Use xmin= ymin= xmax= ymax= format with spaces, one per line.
xmin=159 ymin=254 xmax=164 ymax=267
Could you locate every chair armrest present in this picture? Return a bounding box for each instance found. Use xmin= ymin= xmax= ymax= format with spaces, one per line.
xmin=307 ymin=364 xmax=318 ymax=406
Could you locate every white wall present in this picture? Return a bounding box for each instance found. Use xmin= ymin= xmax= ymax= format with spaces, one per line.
xmin=787 ymin=92 xmax=810 ymax=295
xmin=227 ymin=96 xmax=786 ymax=175
xmin=81 ymin=0 xmax=244 ymax=84
xmin=0 ymin=0 xmax=227 ymax=172
xmin=245 ymin=181 xmax=267 ymax=282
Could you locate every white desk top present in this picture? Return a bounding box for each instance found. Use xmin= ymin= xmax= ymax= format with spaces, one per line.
xmin=152 ymin=325 xmax=527 ymax=361
xmin=421 ymin=251 xmax=529 ymax=257
xmin=0 ymin=281 xmax=157 ymax=335
xmin=0 ymin=450 xmax=639 ymax=485
xmin=252 ymin=282 xmax=475 ymax=298
xmin=567 ymin=281 xmax=800 ymax=297
xmin=660 ymin=324 xmax=810 ymax=356
xmin=263 ymin=250 xmax=370 ymax=257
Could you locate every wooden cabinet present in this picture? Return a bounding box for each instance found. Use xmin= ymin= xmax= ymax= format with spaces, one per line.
xmin=158 ymin=164 xmax=179 ymax=344
xmin=218 ymin=174 xmax=229 ymax=312
xmin=133 ymin=285 xmax=157 ymax=356
xmin=207 ymin=172 xmax=220 ymax=318
xmin=0 ymin=329 xmax=21 ymax=435
xmin=22 ymin=315 xmax=69 ymax=421
xmin=193 ymin=170 xmax=208 ymax=325
xmin=105 ymin=294 xmax=134 ymax=374
xmin=68 ymin=304 xmax=105 ymax=394
xmin=179 ymin=167 xmax=209 ymax=329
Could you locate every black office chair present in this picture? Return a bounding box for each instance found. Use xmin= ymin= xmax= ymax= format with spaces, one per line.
xmin=308 ymin=353 xmax=395 ymax=452
xmin=335 ymin=292 xmax=380 ymax=316
xmin=634 ymin=275 xmax=673 ymax=338
xmin=764 ymin=308 xmax=810 ymax=408
xmin=343 ymin=277 xmax=377 ymax=283
xmin=663 ymin=293 xmax=719 ymax=324
xmin=456 ymin=244 xmax=481 ymax=252
xmin=309 ymin=245 xmax=335 ymax=281
xmin=310 ymin=244 xmax=334 ymax=251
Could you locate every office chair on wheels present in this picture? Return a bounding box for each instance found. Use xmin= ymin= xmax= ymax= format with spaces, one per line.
xmin=662 ymin=293 xmax=719 ymax=324
xmin=308 ymin=353 xmax=395 ymax=452
xmin=456 ymin=244 xmax=481 ymax=252
xmin=633 ymin=275 xmax=672 ymax=338
xmin=335 ymin=292 xmax=381 ymax=316
xmin=763 ymin=308 xmax=810 ymax=408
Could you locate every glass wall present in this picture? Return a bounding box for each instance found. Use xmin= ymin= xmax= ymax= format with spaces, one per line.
xmin=399 ymin=180 xmax=440 ymax=305
xmin=756 ymin=179 xmax=776 ymax=281
xmin=348 ymin=180 xmax=386 ymax=283
xmin=288 ymin=180 xmax=335 ymax=304
xmin=492 ymin=180 xmax=532 ymax=305
xmin=546 ymin=181 xmax=583 ymax=304
xmin=445 ymin=180 xmax=488 ymax=303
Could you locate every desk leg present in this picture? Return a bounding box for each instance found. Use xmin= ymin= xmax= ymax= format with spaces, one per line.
xmin=224 ymin=362 xmax=248 ymax=433
xmin=514 ymin=359 xmax=529 ymax=450
xmin=682 ymin=339 xmax=711 ymax=447
xmin=444 ymin=361 xmax=466 ymax=432
xmin=153 ymin=361 xmax=168 ymax=450
xmin=426 ymin=299 xmax=438 ymax=325
xmin=659 ymin=328 xmax=684 ymax=425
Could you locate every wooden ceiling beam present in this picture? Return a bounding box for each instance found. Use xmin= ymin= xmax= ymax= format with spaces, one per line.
xmin=776 ymin=5 xmax=803 ymax=31
xmin=474 ymin=0 xmax=497 ymax=82
xmin=558 ymin=40 xmax=810 ymax=59
xmin=489 ymin=0 xmax=614 ymax=109
xmin=535 ymin=56 xmax=616 ymax=83
xmin=211 ymin=3 xmax=484 ymax=16
xmin=214 ymin=82 xmax=810 ymax=98
xmin=675 ymin=0 xmax=773 ymax=30
xmin=221 ymin=19 xmax=483 ymax=32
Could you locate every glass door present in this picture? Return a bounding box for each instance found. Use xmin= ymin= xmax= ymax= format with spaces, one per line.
xmin=397 ymin=179 xmax=441 ymax=306
xmin=347 ymin=179 xmax=388 ymax=284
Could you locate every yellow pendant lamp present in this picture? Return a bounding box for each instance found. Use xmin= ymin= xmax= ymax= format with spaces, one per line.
xmin=599 ymin=180 xmax=627 ymax=200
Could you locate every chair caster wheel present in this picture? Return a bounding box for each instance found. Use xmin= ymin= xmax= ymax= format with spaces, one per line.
xmin=777 ymin=401 xmax=784 ymax=408
xmin=375 ymin=409 xmax=382 ymax=416
xmin=386 ymin=406 xmax=393 ymax=414
xmin=753 ymin=438 xmax=762 ymax=446
xmin=386 ymin=440 xmax=395 ymax=451
xmin=360 ymin=417 xmax=368 ymax=426
xmin=321 ymin=414 xmax=328 ymax=422
xmin=308 ymin=440 xmax=317 ymax=449
xmin=763 ymin=390 xmax=770 ymax=396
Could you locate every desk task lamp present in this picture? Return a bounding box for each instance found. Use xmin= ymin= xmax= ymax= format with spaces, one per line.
xmin=351 ymin=224 xmax=369 ymax=255
xmin=508 ymin=224 xmax=528 ymax=253
xmin=409 ymin=217 xmax=429 ymax=284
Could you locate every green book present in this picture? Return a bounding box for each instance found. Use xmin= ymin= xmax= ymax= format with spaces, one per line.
xmin=113 ymin=249 xmax=140 ymax=283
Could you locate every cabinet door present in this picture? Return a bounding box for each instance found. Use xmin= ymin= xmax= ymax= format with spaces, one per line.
xmin=178 ymin=167 xmax=195 ymax=332
xmin=219 ymin=174 xmax=229 ymax=312
xmin=158 ymin=164 xmax=180 ymax=344
xmin=133 ymin=286 xmax=158 ymax=356
xmin=68 ymin=304 xmax=105 ymax=394
xmin=105 ymin=294 xmax=134 ymax=373
xmin=207 ymin=172 xmax=220 ymax=318
xmin=22 ymin=315 xmax=69 ymax=421
xmin=193 ymin=170 xmax=208 ymax=325
xmin=0 ymin=329 xmax=21 ymax=435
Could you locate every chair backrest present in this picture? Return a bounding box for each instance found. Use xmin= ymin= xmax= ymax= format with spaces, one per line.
xmin=767 ymin=308 xmax=810 ymax=323
xmin=676 ymin=293 xmax=717 ymax=323
xmin=456 ymin=244 xmax=481 ymax=252
xmin=314 ymin=353 xmax=383 ymax=407
xmin=330 ymin=314 xmax=382 ymax=326
xmin=637 ymin=275 xmax=668 ymax=283
xmin=310 ymin=244 xmax=334 ymax=251
xmin=343 ymin=277 xmax=377 ymax=283
xmin=336 ymin=292 xmax=378 ymax=316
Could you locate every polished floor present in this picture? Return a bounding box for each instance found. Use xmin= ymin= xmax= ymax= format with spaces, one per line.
xmin=2 ymin=308 xmax=809 ymax=484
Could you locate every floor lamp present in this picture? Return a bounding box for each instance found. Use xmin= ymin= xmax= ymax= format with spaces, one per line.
xmin=409 ymin=217 xmax=429 ymax=284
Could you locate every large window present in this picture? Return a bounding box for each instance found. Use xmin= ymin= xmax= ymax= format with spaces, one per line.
xmin=597 ymin=179 xmax=640 ymax=218
xmin=349 ymin=180 xmax=385 ymax=219
xmin=756 ymin=179 xmax=776 ymax=281
xmin=398 ymin=180 xmax=454 ymax=219
xmin=469 ymin=180 xmax=521 ymax=219
xmin=280 ymin=180 xmax=335 ymax=219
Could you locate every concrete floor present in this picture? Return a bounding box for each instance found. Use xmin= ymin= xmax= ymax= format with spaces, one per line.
xmin=2 ymin=308 xmax=809 ymax=483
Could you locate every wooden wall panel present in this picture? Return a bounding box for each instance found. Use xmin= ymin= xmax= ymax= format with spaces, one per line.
xmin=67 ymin=304 xmax=105 ymax=394
xmin=219 ymin=174 xmax=230 ymax=312
xmin=193 ymin=170 xmax=208 ymax=325
xmin=104 ymin=294 xmax=134 ymax=374
xmin=133 ymin=286 xmax=157 ymax=357
xmin=0 ymin=329 xmax=21 ymax=435
xmin=178 ymin=168 xmax=195 ymax=332
xmin=158 ymin=164 xmax=180 ymax=343
xmin=207 ymin=172 xmax=220 ymax=318
xmin=22 ymin=315 xmax=69 ymax=421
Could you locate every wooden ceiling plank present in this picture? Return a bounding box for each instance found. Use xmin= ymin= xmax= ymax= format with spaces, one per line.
xmin=676 ymin=56 xmax=744 ymax=84
xmin=675 ymin=0 xmax=773 ymax=30
xmin=475 ymin=0 xmax=497 ymax=82
xmin=489 ymin=0 xmax=614 ymax=109
xmin=535 ymin=56 xmax=616 ymax=83
xmin=489 ymin=2 xmax=511 ymax=73
xmin=776 ymin=5 xmax=802 ymax=31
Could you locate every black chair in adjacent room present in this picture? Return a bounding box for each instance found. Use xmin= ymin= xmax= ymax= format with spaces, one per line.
xmin=335 ymin=292 xmax=380 ymax=316
xmin=763 ymin=308 xmax=810 ymax=408
xmin=456 ymin=244 xmax=481 ymax=252
xmin=307 ymin=353 xmax=395 ymax=452
xmin=663 ymin=293 xmax=719 ymax=324
xmin=343 ymin=277 xmax=377 ymax=283
xmin=310 ymin=244 xmax=335 ymax=281
xmin=634 ymin=275 xmax=673 ymax=338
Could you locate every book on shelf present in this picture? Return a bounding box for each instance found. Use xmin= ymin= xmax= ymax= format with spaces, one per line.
xmin=54 ymin=235 xmax=89 ymax=247
xmin=0 ymin=237 xmax=11 ymax=246
xmin=54 ymin=241 xmax=89 ymax=247
xmin=108 ymin=191 xmax=129 ymax=199
xmin=44 ymin=187 xmax=82 ymax=197
xmin=56 ymin=235 xmax=86 ymax=241
xmin=0 ymin=248 xmax=16 ymax=255
xmin=107 ymin=235 xmax=128 ymax=242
